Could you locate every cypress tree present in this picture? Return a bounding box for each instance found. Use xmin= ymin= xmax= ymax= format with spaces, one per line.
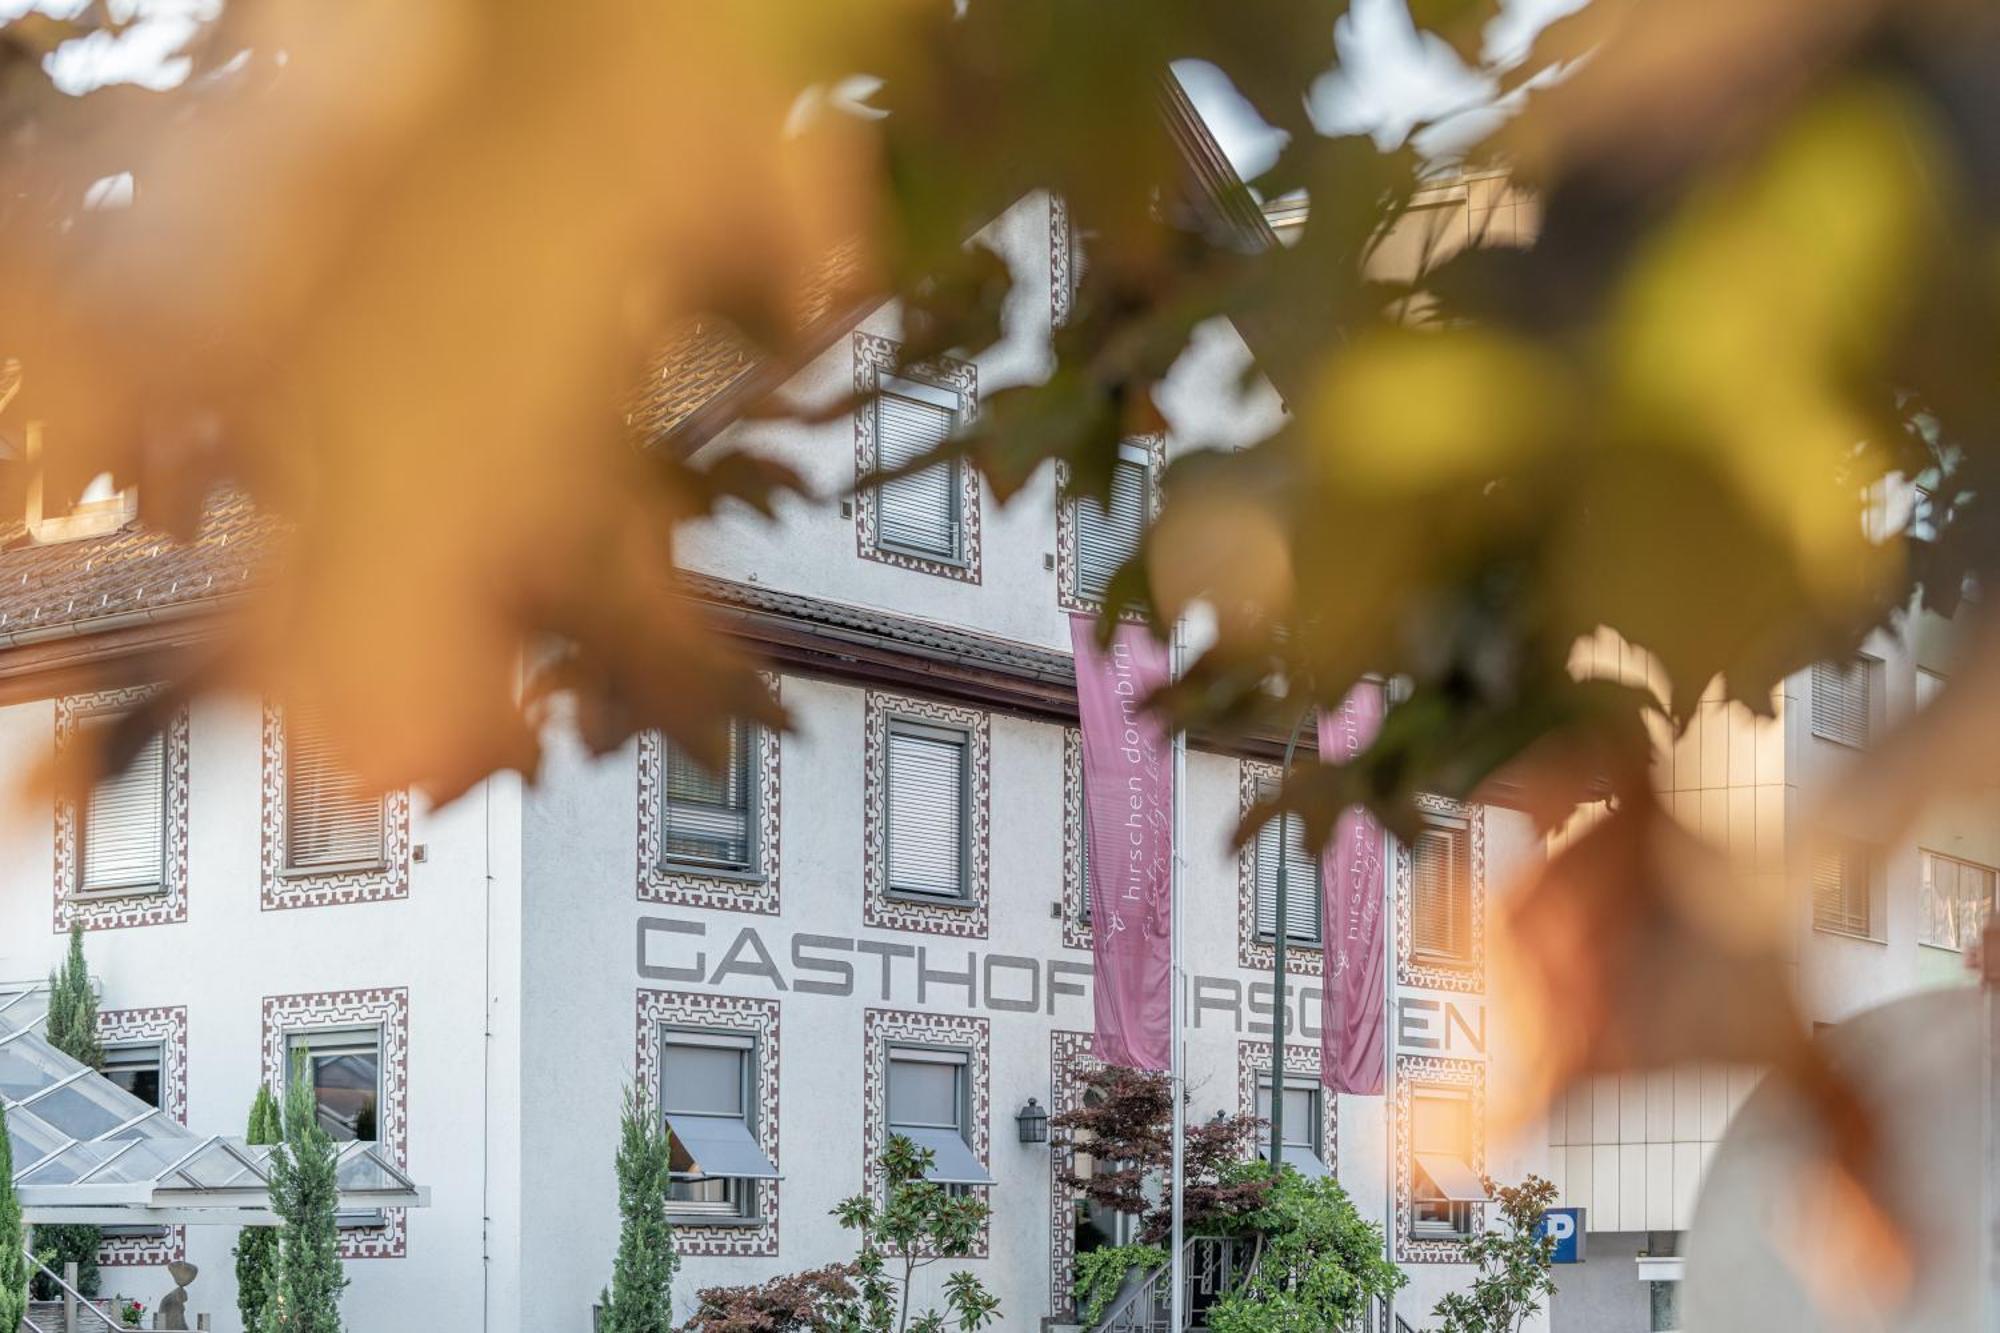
xmin=263 ymin=1057 xmax=346 ymax=1333
xmin=0 ymin=1103 xmax=28 ymax=1333
xmin=600 ymin=1085 xmax=677 ymax=1333
xmin=36 ymin=922 xmax=101 ymax=1299
xmin=234 ymin=1086 xmax=284 ymax=1332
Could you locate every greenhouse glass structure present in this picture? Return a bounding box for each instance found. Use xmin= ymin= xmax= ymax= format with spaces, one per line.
xmin=0 ymin=986 xmax=426 ymax=1226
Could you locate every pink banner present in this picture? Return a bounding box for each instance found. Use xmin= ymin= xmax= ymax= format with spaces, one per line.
xmin=1070 ymin=614 xmax=1174 ymax=1072
xmin=1320 ymin=683 xmax=1387 ymax=1095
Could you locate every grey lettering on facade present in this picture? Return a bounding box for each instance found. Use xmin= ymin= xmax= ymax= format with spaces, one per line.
xmin=1247 ymin=980 xmax=1277 ymax=1037
xmin=1192 ymin=977 xmax=1241 ymax=1032
xmin=636 ymin=916 xmax=705 ymax=983
xmin=1446 ymin=999 xmax=1486 ymax=1054
xmin=918 ymin=948 xmax=978 ymax=1007
xmin=982 ymin=954 xmax=1040 ymax=1013
xmin=1397 ymin=995 xmax=1442 ymax=1050
xmin=1047 ymin=959 xmax=1090 ymax=1016
xmin=855 ymin=939 xmax=916 ymax=1000
xmin=710 ymin=927 xmax=788 ymax=991
xmin=792 ymin=934 xmax=856 ymax=997
xmin=1296 ymin=986 xmax=1322 ymax=1040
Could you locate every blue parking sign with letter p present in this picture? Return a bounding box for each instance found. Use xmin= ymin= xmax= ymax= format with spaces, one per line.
xmin=1536 ymin=1208 xmax=1585 ymax=1263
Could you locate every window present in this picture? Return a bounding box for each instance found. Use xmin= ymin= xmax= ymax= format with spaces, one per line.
xmin=660 ymin=719 xmax=758 ymax=874
xmin=284 ymin=705 xmax=386 ymax=873
xmin=885 ymin=720 xmax=969 ymax=900
xmin=1811 ymin=659 xmax=1872 ymax=748
xmin=286 ymin=1028 xmax=382 ymax=1227
xmin=1812 ymin=843 xmax=1871 ymax=938
xmin=1921 ymin=849 xmax=1996 ymax=951
xmin=1411 ymin=817 xmax=1472 ymax=961
xmin=1070 ymin=1083 xmax=1134 ymax=1253
xmin=886 ymin=1047 xmax=992 ymax=1187
xmin=102 ymin=1043 xmax=162 ymax=1108
xmin=1410 ymin=1088 xmax=1482 ymax=1237
xmin=1256 ymin=1077 xmax=1329 ymax=1178
xmin=659 ymin=1030 xmax=778 ymax=1221
xmin=78 ymin=717 xmax=166 ymax=894
xmin=1253 ymin=793 xmax=1321 ymax=945
xmin=874 ymin=377 xmax=963 ymax=562
xmin=1072 ymin=443 xmax=1150 ymax=603
xmin=1917 ymin=667 xmax=1946 ymax=711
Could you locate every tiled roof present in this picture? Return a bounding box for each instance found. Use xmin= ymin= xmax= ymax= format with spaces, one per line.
xmin=0 ymin=489 xmax=280 ymax=639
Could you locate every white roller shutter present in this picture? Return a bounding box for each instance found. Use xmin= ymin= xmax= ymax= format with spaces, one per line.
xmin=886 ymin=726 xmax=967 ymax=898
xmin=1073 ymin=453 xmax=1148 ymax=602
xmin=875 ymin=390 xmax=960 ymax=559
xmin=1810 ymin=659 xmax=1870 ymax=748
xmin=1253 ymin=784 xmax=1321 ymax=943
xmin=1412 ymin=822 xmax=1469 ymax=958
xmin=285 ymin=706 xmax=386 ymax=871
xmin=1812 ymin=844 xmax=1869 ymax=936
xmin=662 ymin=721 xmax=755 ymax=870
xmin=80 ymin=722 xmax=165 ymax=891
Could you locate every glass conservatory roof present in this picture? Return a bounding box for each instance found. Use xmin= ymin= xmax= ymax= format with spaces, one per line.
xmin=0 ymin=985 xmax=427 ymax=1225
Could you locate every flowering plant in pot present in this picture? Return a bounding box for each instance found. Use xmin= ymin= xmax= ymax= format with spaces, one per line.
xmin=117 ymin=1297 xmax=144 ymax=1327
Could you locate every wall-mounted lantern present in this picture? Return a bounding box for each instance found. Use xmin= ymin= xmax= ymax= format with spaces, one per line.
xmin=1016 ymin=1097 xmax=1049 ymax=1144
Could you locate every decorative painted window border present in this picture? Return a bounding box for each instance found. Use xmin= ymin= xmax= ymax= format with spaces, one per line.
xmin=97 ymin=1006 xmax=188 ymax=1269
xmin=1047 ymin=1029 xmax=1101 ymax=1317
xmin=1237 ymin=1039 xmax=1338 ymax=1180
xmin=863 ymin=1007 xmax=991 ymax=1258
xmin=633 ymin=989 xmax=781 ymax=1257
xmin=1392 ymin=1053 xmax=1485 ymax=1264
xmin=1060 ymin=729 xmax=1091 ymax=951
xmin=862 ymin=691 xmax=991 ymax=939
xmin=1236 ymin=761 xmax=1322 ymax=978
xmin=53 ymin=686 xmax=189 ymax=934
xmin=637 ymin=676 xmax=782 ymax=915
xmin=259 ymin=702 xmax=412 ymax=912
xmin=1393 ymin=794 xmax=1486 ymax=994
xmin=261 ymin=987 xmax=409 ymax=1260
xmin=1054 ymin=434 xmax=1166 ymax=615
xmin=1050 ymin=193 xmax=1075 ymax=330
xmin=852 ymin=332 xmax=982 ymax=584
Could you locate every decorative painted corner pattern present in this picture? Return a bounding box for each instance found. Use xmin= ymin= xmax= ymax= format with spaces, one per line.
xmin=1060 ymin=729 xmax=1090 ymax=951
xmin=852 ymin=332 xmax=982 ymax=584
xmin=637 ymin=677 xmax=782 ymax=915
xmin=1393 ymin=1054 xmax=1486 ymax=1264
xmin=260 ymin=703 xmax=412 ymax=912
xmin=1049 ymin=192 xmax=1074 ymax=329
xmin=863 ymin=1008 xmax=991 ymax=1259
xmin=1394 ymin=794 xmax=1486 ymax=994
xmin=261 ymin=988 xmax=409 ymax=1260
xmin=862 ymin=692 xmax=991 ymax=939
xmin=1055 ymin=433 xmax=1165 ymax=614
xmin=1237 ymin=762 xmax=1323 ymax=978
xmin=53 ymin=686 xmax=189 ymax=934
xmin=634 ymin=989 xmax=781 ymax=1257
xmin=1237 ymin=1039 xmax=1338 ymax=1180
xmin=97 ymin=1006 xmax=188 ymax=1268
xmin=1048 ymin=1030 xmax=1101 ymax=1317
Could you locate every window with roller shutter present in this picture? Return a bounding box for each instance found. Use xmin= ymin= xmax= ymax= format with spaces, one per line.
xmin=1412 ymin=818 xmax=1471 ymax=961
xmin=79 ymin=718 xmax=166 ymax=894
xmin=873 ymin=379 xmax=962 ymax=561
xmin=1072 ymin=444 xmax=1150 ymax=603
xmin=885 ymin=719 xmax=969 ymax=900
xmin=284 ymin=706 xmax=387 ymax=873
xmin=1810 ymin=658 xmax=1872 ymax=748
xmin=1813 ymin=843 xmax=1872 ymax=937
xmin=1253 ymin=779 xmax=1322 ymax=945
xmin=660 ymin=719 xmax=758 ymax=874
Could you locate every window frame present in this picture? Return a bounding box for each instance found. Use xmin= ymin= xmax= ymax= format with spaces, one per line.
xmin=75 ymin=714 xmax=169 ymax=899
xmin=871 ymin=375 xmax=968 ymax=567
xmin=284 ymin=1024 xmax=386 ymax=1229
xmin=1254 ymin=1074 xmax=1324 ymax=1161
xmin=886 ymin=1044 xmax=976 ymax=1195
xmin=280 ymin=706 xmax=389 ymax=879
xmin=658 ymin=1026 xmax=762 ymax=1225
xmin=1410 ymin=814 xmax=1474 ymax=965
xmin=1811 ymin=842 xmax=1875 ymax=940
xmin=1919 ymin=847 xmax=1996 ymax=952
xmin=1068 ymin=440 xmax=1153 ymax=605
xmin=1810 ymin=657 xmax=1876 ymax=749
xmin=656 ymin=719 xmax=765 ymax=882
xmin=1409 ymin=1085 xmax=1476 ymax=1240
xmin=882 ymin=716 xmax=973 ymax=905
xmin=1252 ymin=784 xmax=1324 ymax=948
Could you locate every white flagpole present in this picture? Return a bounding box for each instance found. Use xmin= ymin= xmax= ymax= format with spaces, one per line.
xmin=1169 ymin=616 xmax=1188 ymax=1332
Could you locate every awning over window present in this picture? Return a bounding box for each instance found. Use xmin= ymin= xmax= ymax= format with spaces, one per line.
xmin=664 ymin=1112 xmax=780 ymax=1181
xmin=1281 ymin=1145 xmax=1330 ymax=1180
xmin=1415 ymin=1153 xmax=1488 ymax=1203
xmin=895 ymin=1127 xmax=995 ymax=1186
xmin=2 ymin=994 xmax=426 ymax=1227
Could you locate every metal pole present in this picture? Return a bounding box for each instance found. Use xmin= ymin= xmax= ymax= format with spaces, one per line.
xmin=1270 ymin=708 xmax=1311 ymax=1171
xmin=62 ymin=1260 xmax=75 ymax=1333
xmin=1384 ymin=820 xmax=1399 ymax=1324
xmin=1985 ymin=917 xmax=2000 ymax=1333
xmin=1169 ymin=617 xmax=1188 ymax=1333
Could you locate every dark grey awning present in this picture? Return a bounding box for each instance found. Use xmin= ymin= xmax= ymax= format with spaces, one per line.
xmin=1415 ymin=1153 xmax=1488 ymax=1203
xmin=665 ymin=1113 xmax=780 ymax=1182
xmin=897 ymin=1127 xmax=994 ymax=1186
xmin=1281 ymin=1145 xmax=1330 ymax=1180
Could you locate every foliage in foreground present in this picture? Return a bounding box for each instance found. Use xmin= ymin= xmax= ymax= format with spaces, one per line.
xmin=35 ymin=920 xmax=101 ymax=1299
xmin=263 ymin=1057 xmax=347 ymax=1333
xmin=1206 ymin=1164 xmax=1405 ymax=1333
xmin=601 ymin=1084 xmax=678 ymax=1333
xmin=1429 ymin=1176 xmax=1559 ymax=1333
xmin=235 ymin=1085 xmax=284 ymax=1333
xmin=1072 ymin=1243 xmax=1168 ymax=1327
xmin=0 ymin=1103 xmax=28 ymax=1333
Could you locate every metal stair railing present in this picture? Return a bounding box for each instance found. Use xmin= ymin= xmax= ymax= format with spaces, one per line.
xmin=22 ymin=1253 xmax=116 ymax=1333
xmin=1091 ymin=1236 xmax=1259 ymax=1332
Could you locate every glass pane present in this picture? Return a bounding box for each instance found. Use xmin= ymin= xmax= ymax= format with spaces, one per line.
xmin=1412 ymin=1093 xmax=1468 ymax=1158
xmin=290 ymin=1041 xmax=380 ymax=1143
xmin=888 ymin=1056 xmax=961 ymax=1129
xmin=103 ymin=1046 xmax=163 ymax=1109
xmin=661 ymin=1043 xmax=744 ymax=1117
